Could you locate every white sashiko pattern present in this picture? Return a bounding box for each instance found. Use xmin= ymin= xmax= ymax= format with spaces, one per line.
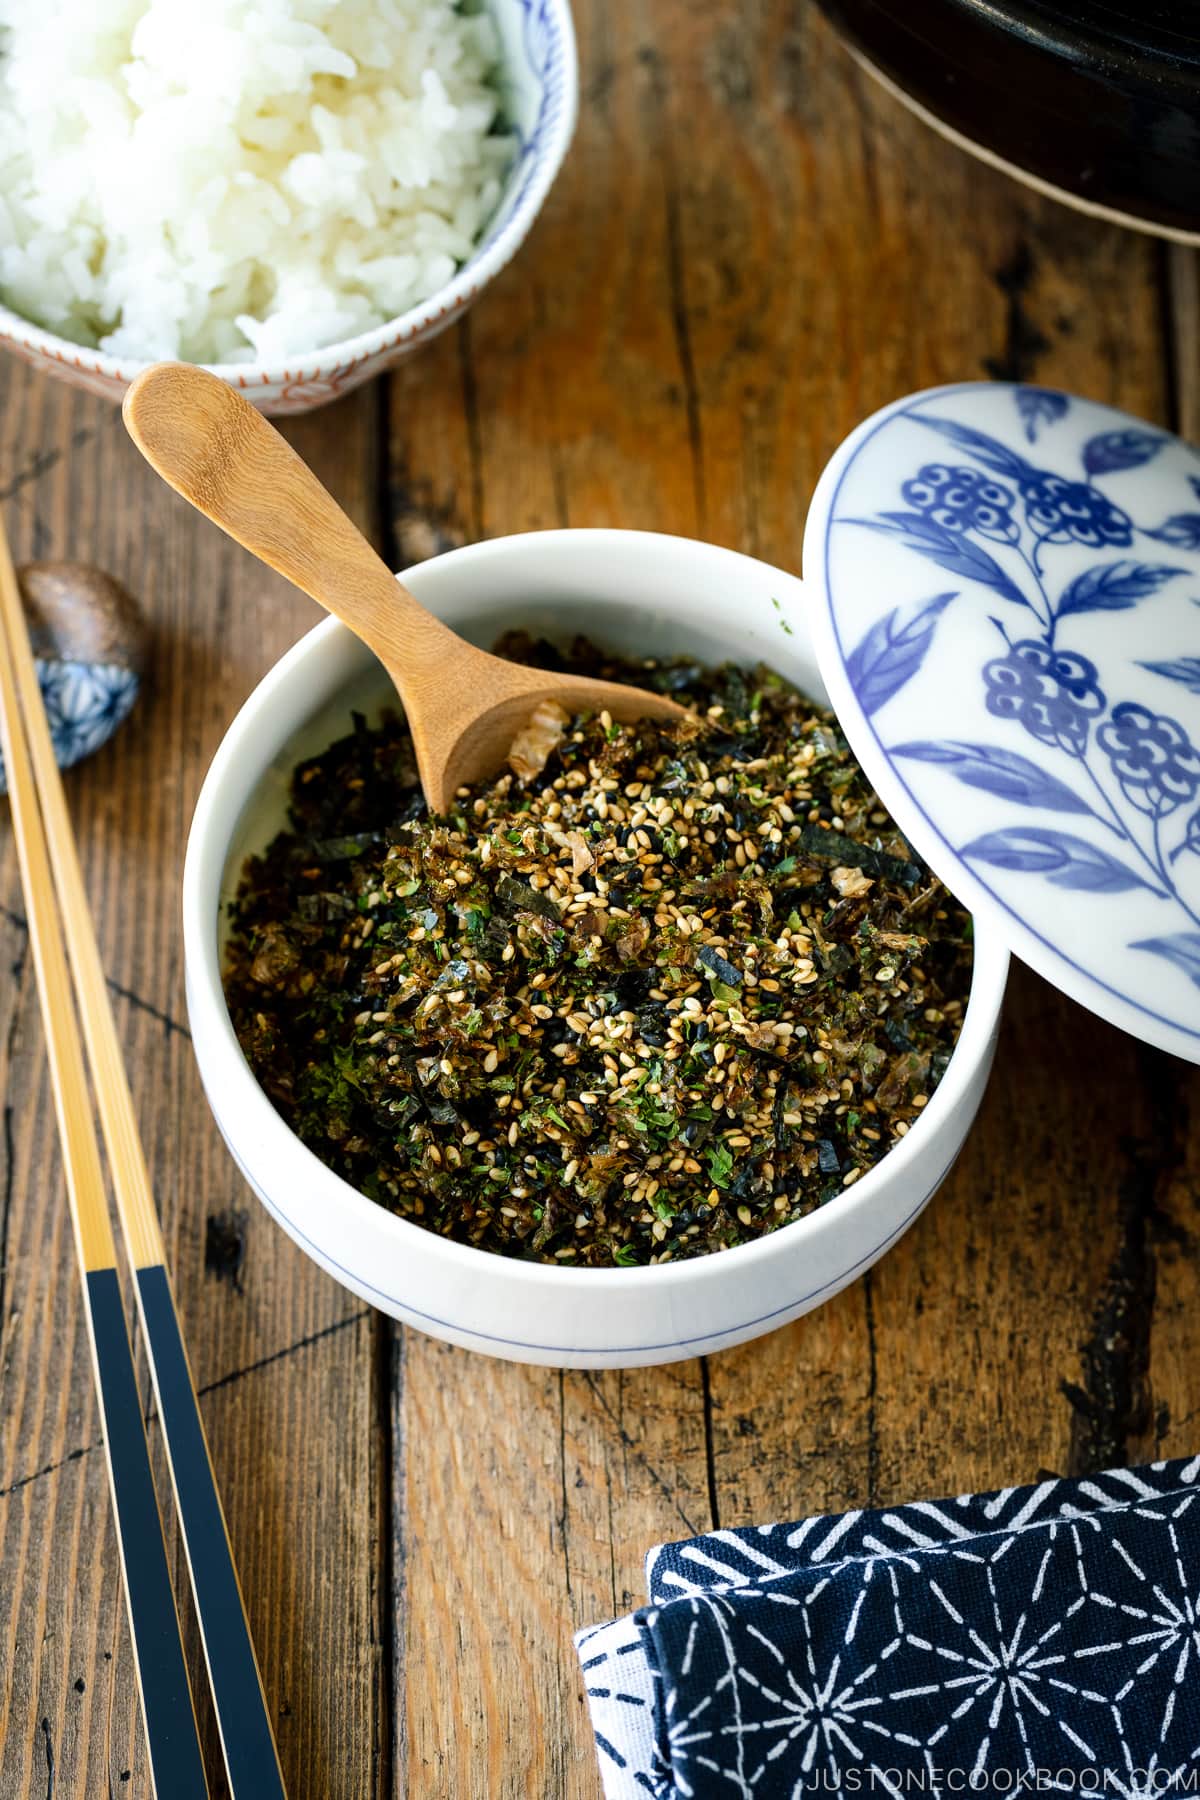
xmin=576 ymin=1456 xmax=1200 ymax=1799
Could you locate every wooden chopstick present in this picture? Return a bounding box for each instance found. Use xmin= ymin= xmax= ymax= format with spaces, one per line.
xmin=0 ymin=517 xmax=287 ymax=1800
xmin=0 ymin=536 xmax=210 ymax=1799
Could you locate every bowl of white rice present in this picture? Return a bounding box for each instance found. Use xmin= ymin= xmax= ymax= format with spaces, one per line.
xmin=0 ymin=0 xmax=577 ymax=413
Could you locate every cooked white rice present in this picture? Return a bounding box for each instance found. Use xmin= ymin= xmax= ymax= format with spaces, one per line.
xmin=0 ymin=0 xmax=512 ymax=363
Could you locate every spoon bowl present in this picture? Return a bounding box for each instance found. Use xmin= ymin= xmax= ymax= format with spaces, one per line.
xmin=122 ymin=363 xmax=686 ymax=810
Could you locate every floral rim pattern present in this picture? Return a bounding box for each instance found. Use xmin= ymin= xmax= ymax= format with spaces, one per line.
xmin=810 ymin=382 xmax=1200 ymax=1062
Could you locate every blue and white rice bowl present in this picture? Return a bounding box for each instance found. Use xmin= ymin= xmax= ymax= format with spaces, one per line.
xmin=0 ymin=0 xmax=578 ymax=414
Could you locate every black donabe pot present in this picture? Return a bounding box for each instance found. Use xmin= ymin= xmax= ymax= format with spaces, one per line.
xmin=815 ymin=0 xmax=1200 ymax=242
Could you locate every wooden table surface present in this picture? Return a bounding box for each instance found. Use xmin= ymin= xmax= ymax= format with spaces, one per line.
xmin=3 ymin=4 xmax=1200 ymax=1795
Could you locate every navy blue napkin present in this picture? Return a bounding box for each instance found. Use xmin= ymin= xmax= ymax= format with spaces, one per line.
xmin=576 ymin=1456 xmax=1200 ymax=1798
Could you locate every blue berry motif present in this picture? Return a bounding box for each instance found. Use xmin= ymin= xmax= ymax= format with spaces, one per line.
xmin=900 ymin=464 xmax=1019 ymax=542
xmin=983 ymin=641 xmax=1105 ymax=755
xmin=1017 ymin=470 xmax=1133 ymax=548
xmin=838 ymin=385 xmax=1200 ymax=1005
xmin=1097 ymin=703 xmax=1200 ymax=816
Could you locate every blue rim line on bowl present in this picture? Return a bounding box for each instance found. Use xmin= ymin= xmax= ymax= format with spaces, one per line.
xmin=208 ymin=1116 xmax=964 ymax=1355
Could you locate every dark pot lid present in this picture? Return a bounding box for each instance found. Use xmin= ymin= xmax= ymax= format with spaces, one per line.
xmin=816 ymin=0 xmax=1200 ymax=242
xmin=805 ymin=380 xmax=1200 ymax=1062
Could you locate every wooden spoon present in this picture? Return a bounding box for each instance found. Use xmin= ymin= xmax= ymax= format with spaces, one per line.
xmin=123 ymin=363 xmax=686 ymax=811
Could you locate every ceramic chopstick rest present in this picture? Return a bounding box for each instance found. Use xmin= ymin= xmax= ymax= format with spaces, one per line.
xmin=0 ymin=562 xmax=145 ymax=792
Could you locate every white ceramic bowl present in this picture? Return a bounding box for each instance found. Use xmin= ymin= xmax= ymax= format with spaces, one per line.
xmin=0 ymin=0 xmax=577 ymax=416
xmin=183 ymin=529 xmax=1009 ymax=1367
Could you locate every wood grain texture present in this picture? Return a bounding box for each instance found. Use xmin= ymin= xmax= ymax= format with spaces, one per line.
xmin=0 ymin=378 xmax=386 ymax=1798
xmin=1168 ymin=246 xmax=1200 ymax=442
xmin=384 ymin=6 xmax=1198 ymax=1796
xmin=2 ymin=4 xmax=1200 ymax=1798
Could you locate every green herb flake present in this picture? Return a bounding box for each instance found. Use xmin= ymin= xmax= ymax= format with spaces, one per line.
xmin=707 ymin=1142 xmax=734 ymax=1189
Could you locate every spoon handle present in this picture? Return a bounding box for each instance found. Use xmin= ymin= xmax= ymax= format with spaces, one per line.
xmin=122 ymin=363 xmax=454 ymax=681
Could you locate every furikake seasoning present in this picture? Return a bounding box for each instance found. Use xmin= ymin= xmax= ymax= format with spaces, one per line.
xmin=224 ymin=637 xmax=973 ymax=1268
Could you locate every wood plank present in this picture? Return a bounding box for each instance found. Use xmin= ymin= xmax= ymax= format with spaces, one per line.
xmin=384 ymin=0 xmax=723 ymax=1791
xmin=693 ymin=12 xmax=1176 ymax=1528
xmin=1167 ymin=244 xmax=1200 ymax=441
xmin=0 ymin=364 xmax=388 ymax=1797
xmin=695 ymin=16 xmax=1179 ymax=1523
xmin=383 ymin=0 xmax=722 ymax=1788
xmin=0 ymin=1310 xmax=379 ymax=1797
xmin=199 ymin=1315 xmax=385 ymax=1796
xmin=395 ymin=1346 xmax=715 ymax=1799
xmin=383 ymin=8 xmax=1188 ymax=1798
xmin=868 ymin=970 xmax=1155 ymax=1498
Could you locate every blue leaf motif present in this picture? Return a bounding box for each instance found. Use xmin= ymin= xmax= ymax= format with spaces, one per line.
xmin=911 ymin=414 xmax=1035 ymax=480
xmin=1190 ymin=475 xmax=1200 ymax=503
xmin=961 ymin=827 xmax=1158 ymax=893
xmin=1139 ymin=657 xmax=1200 ymax=695
xmin=845 ymin=511 xmax=1028 ymax=605
xmin=893 ymin=741 xmax=1095 ymax=815
xmin=1014 ymin=388 xmax=1069 ymax=443
xmin=844 ymin=592 xmax=956 ymax=717
xmin=1132 ymin=932 xmax=1200 ymax=989
xmin=1082 ymin=428 xmax=1165 ymax=476
xmin=1055 ymin=561 xmax=1186 ymax=619
xmin=1146 ymin=514 xmax=1200 ymax=550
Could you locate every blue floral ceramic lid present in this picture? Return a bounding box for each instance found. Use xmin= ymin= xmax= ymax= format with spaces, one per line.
xmin=804 ymin=382 xmax=1200 ymax=1063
